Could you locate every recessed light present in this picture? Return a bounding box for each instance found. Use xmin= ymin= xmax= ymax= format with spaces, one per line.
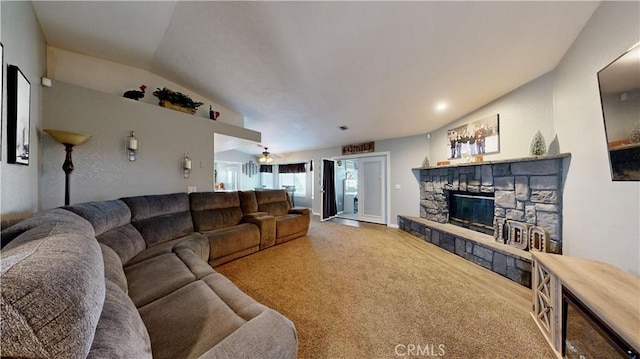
xmin=339 ymin=125 xmax=349 ymax=131
xmin=435 ymin=102 xmax=448 ymax=111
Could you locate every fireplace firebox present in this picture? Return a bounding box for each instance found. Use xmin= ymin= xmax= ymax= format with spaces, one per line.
xmin=448 ymin=191 xmax=495 ymax=235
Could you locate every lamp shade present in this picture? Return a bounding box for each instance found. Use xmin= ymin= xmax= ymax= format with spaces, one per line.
xmin=44 ymin=129 xmax=91 ymax=146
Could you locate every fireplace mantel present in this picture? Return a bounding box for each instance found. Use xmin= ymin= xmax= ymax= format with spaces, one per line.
xmin=412 ymin=153 xmax=571 ymax=171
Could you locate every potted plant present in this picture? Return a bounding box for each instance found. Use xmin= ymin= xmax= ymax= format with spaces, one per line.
xmin=152 ymin=87 xmax=203 ymax=114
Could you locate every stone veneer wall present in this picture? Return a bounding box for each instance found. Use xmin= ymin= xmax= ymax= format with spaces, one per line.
xmin=418 ymin=154 xmax=570 ymax=253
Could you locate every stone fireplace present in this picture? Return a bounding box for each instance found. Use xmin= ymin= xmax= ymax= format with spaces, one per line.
xmin=399 ymin=154 xmax=570 ymax=286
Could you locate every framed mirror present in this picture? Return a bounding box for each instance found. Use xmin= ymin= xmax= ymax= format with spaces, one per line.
xmin=597 ymin=42 xmax=640 ymax=181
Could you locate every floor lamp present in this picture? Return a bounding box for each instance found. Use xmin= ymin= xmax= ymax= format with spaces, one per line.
xmin=44 ymin=129 xmax=91 ymax=206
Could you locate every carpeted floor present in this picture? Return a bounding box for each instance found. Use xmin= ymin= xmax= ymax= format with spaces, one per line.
xmin=216 ymin=218 xmax=551 ymax=358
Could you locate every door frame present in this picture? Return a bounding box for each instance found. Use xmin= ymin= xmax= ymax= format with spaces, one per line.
xmin=331 ymin=151 xmax=390 ymax=225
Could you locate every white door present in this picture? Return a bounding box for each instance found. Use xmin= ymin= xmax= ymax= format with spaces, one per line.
xmin=320 ymin=159 xmax=338 ymax=221
xmin=358 ymin=156 xmax=386 ymax=224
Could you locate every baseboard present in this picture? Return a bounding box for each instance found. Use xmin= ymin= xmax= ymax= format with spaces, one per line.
xmin=387 ymin=223 xmax=399 ymax=228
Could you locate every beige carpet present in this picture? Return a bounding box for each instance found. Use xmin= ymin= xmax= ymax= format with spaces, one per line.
xmin=216 ymin=218 xmax=551 ymax=358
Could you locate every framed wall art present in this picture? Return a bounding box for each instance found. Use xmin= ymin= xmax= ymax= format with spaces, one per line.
xmin=447 ymin=114 xmax=500 ymax=160
xmin=7 ymin=64 xmax=31 ymax=165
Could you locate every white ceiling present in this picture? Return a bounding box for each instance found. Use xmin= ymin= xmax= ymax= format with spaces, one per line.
xmin=32 ymin=1 xmax=601 ymax=155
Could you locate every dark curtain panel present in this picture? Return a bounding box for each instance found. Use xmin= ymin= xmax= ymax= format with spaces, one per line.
xmin=322 ymin=159 xmax=337 ymax=220
xmin=260 ymin=165 xmax=273 ymax=173
xmin=279 ymin=163 xmax=306 ymax=173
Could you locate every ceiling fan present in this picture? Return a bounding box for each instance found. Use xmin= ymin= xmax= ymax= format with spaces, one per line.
xmin=258 ymin=147 xmax=274 ymax=163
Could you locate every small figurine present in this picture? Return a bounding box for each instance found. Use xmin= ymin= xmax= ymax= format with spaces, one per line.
xmin=123 ymin=85 xmax=147 ymax=101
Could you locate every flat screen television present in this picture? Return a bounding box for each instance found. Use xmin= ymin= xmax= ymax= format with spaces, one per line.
xmin=562 ymin=287 xmax=638 ymax=359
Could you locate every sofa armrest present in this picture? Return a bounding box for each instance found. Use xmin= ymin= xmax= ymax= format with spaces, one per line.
xmin=288 ymin=208 xmax=310 ymax=218
xmin=198 ymin=309 xmax=297 ymax=359
xmin=243 ymin=213 xmax=276 ymax=250
xmin=242 ymin=212 xmax=269 ymax=221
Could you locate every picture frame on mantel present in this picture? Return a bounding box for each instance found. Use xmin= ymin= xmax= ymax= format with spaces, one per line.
xmin=7 ymin=65 xmax=31 ymax=165
xmin=447 ymin=114 xmax=500 ymax=160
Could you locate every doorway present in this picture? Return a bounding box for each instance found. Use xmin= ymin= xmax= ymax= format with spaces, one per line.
xmin=321 ymin=159 xmax=338 ymax=222
xmin=214 ymin=161 xmax=240 ymax=191
xmin=323 ymin=153 xmax=389 ymax=225
xmin=336 ymin=159 xmax=359 ymax=220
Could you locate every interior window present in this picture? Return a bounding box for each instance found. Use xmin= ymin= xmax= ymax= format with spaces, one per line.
xmin=279 ymin=173 xmax=306 ymax=196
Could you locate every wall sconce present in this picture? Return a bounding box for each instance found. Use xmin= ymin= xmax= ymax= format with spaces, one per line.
xmin=183 ymin=152 xmax=192 ymax=178
xmin=127 ymin=131 xmax=138 ymax=161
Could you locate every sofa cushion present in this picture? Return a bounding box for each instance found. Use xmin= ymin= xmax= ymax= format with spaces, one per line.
xmin=125 ymin=253 xmax=197 ymax=308
xmin=138 ymin=271 xmax=272 ymax=359
xmin=255 ymin=190 xmax=291 ymax=217
xmin=63 ymin=200 xmax=130 ymax=236
xmin=125 ymin=232 xmax=209 ymax=266
xmin=276 ymin=214 xmax=310 ymax=239
xmin=121 ymin=193 xmax=194 ymax=247
xmin=198 ymin=309 xmax=298 ymax=359
xmin=64 ymin=200 xmax=146 ymax=263
xmin=203 ymin=223 xmax=260 ymax=261
xmin=87 ymin=280 xmax=152 ymax=359
xmin=0 ymin=209 xmax=105 ymax=359
xmin=1 ymin=208 xmax=94 ymax=248
xmin=238 ymin=190 xmax=259 ymax=215
xmin=190 ymin=192 xmax=244 ymax=231
xmin=100 ymin=243 xmax=128 ymax=294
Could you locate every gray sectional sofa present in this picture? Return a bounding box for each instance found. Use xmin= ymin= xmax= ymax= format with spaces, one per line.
xmin=1 ymin=190 xmax=310 ymax=359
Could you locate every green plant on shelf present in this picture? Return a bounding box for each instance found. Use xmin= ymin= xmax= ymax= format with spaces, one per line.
xmin=152 ymin=87 xmax=204 ymax=110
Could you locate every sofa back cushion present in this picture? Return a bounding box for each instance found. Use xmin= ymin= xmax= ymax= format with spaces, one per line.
xmin=121 ymin=193 xmax=194 ymax=248
xmin=87 ymin=242 xmax=150 ymax=358
xmin=190 ymin=192 xmax=244 ymax=231
xmin=87 ymin=280 xmax=152 ymax=359
xmin=0 ymin=209 xmax=105 ymax=359
xmin=100 ymin=243 xmax=128 ymax=294
xmin=64 ymin=200 xmax=146 ymax=264
xmin=238 ymin=190 xmax=259 ymax=215
xmin=255 ymin=190 xmax=291 ymax=217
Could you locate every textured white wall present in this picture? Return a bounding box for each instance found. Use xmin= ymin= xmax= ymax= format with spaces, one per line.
xmin=47 ymin=47 xmax=245 ymax=128
xmin=41 ymin=80 xmax=259 ymax=209
xmin=375 ymin=134 xmax=430 ymax=225
xmin=1 ymin=1 xmax=47 ymax=228
xmin=554 ymin=1 xmax=640 ymax=275
xmin=428 ymin=72 xmax=556 ymax=164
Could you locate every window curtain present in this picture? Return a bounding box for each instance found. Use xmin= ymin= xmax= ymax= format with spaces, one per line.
xmin=279 ymin=163 xmax=306 ymax=173
xmin=260 ymin=165 xmax=273 ymax=173
xmin=322 ymin=160 xmax=337 ymax=220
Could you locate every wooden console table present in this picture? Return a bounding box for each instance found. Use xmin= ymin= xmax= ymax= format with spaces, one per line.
xmin=531 ymin=252 xmax=640 ymax=358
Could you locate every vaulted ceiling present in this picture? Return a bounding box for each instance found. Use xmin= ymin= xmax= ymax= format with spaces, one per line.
xmin=32 ymin=1 xmax=600 ymax=155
